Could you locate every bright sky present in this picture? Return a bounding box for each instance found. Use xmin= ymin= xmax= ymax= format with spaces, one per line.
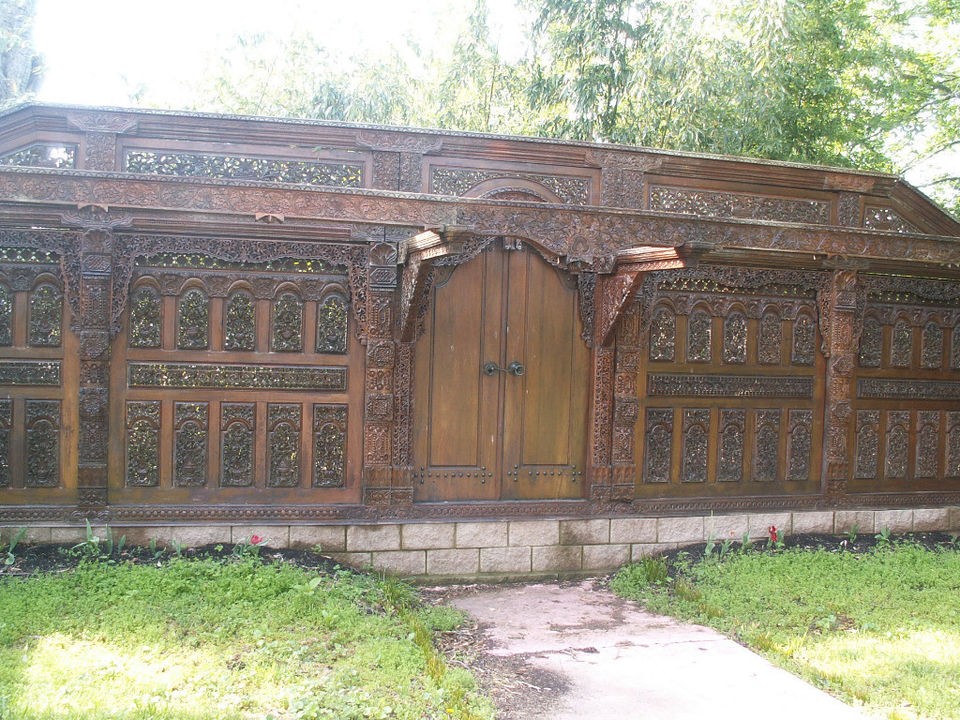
xmin=33 ymin=0 xmax=525 ymax=111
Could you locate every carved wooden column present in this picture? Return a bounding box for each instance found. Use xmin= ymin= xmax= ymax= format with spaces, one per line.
xmin=819 ymin=269 xmax=864 ymax=503
xmin=68 ymin=112 xmax=137 ymax=171
xmin=611 ymin=304 xmax=642 ymax=501
xmin=358 ymin=132 xmax=442 ymax=193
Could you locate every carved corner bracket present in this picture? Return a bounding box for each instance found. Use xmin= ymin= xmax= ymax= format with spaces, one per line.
xmin=594 ymin=242 xmax=710 ymax=347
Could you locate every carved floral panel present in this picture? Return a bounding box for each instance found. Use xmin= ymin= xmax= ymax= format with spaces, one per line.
xmin=129 ymin=285 xmax=162 ymax=348
xmin=220 ymin=403 xmax=255 ymax=487
xmin=915 ymin=411 xmax=940 ymax=479
xmin=177 ymin=288 xmax=209 ymax=350
xmin=752 ymin=410 xmax=780 ymax=482
xmin=681 ymin=409 xmax=710 ymax=482
xmin=854 ymin=411 xmax=880 ymax=480
xmin=126 ymin=401 xmax=160 ymax=487
xmin=717 ymin=410 xmax=745 ymax=482
xmin=25 ymin=400 xmax=59 ymax=487
xmin=890 ymin=321 xmax=912 ymax=367
xmin=687 ymin=310 xmax=712 ymax=362
xmin=758 ymin=312 xmax=781 ymax=365
xmin=268 ymin=404 xmax=301 ymax=487
xmin=947 ymin=412 xmax=960 ymax=480
xmin=224 ymin=291 xmax=256 ymax=351
xmin=858 ymin=316 xmax=881 ymax=367
xmin=649 ymin=306 xmax=675 ymax=361
xmin=316 ymin=295 xmax=348 ymax=354
xmin=174 ymin=402 xmax=208 ymax=487
xmin=952 ymin=325 xmax=960 ymax=370
xmin=786 ymin=410 xmax=813 ymax=482
xmin=722 ymin=313 xmax=746 ymax=364
xmin=28 ymin=284 xmax=62 ymax=347
xmin=0 ymin=400 xmax=9 ymax=487
xmin=921 ymin=322 xmax=943 ymax=369
xmin=0 ymin=285 xmax=11 ymax=347
xmin=313 ymin=404 xmax=347 ymax=488
xmin=272 ymin=292 xmax=303 ymax=353
xmin=792 ymin=312 xmax=815 ymax=366
xmin=885 ymin=411 xmax=909 ymax=479
xmin=644 ymin=409 xmax=673 ymax=483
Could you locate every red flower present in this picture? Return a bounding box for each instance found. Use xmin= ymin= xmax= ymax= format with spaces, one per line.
xmin=768 ymin=525 xmax=778 ymax=543
xmin=250 ymin=534 xmax=265 ymax=545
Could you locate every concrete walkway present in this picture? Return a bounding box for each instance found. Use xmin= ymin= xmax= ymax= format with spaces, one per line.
xmin=451 ymin=581 xmax=873 ymax=720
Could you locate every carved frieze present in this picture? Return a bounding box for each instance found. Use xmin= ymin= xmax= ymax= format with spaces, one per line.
xmin=0 ymin=361 xmax=61 ymax=386
xmin=857 ymin=378 xmax=960 ymax=400
xmin=431 ymin=167 xmax=590 ymax=205
xmin=127 ymin=362 xmax=346 ymax=391
xmin=649 ymin=185 xmax=831 ymax=225
xmin=647 ymin=374 xmax=813 ymax=398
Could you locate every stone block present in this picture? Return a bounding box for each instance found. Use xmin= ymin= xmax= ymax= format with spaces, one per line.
xmin=703 ymin=514 xmax=749 ymax=542
xmin=747 ymin=513 xmax=792 ymax=540
xmin=913 ymin=507 xmax=951 ymax=531
xmin=657 ymin=516 xmax=704 ymax=544
xmin=7 ymin=526 xmax=52 ymax=544
xmin=509 ymin=520 xmax=560 ymax=547
xmin=426 ymin=548 xmax=480 ymax=575
xmin=791 ymin=511 xmax=835 ymax=535
xmin=232 ymin=526 xmax=289 ymax=548
xmin=834 ymin=511 xmax=875 ymax=535
xmin=874 ymin=509 xmax=914 ymax=534
xmin=50 ymin=526 xmax=88 ymax=544
xmin=371 ymin=550 xmax=426 ymax=576
xmin=114 ymin=527 xmax=160 ymax=547
xmin=169 ymin=525 xmax=233 ymax=547
xmin=559 ymin=519 xmax=609 ymax=546
xmin=480 ymin=546 xmax=532 ymax=574
xmin=610 ymin=518 xmax=657 ymax=544
xmin=290 ymin=525 xmax=347 ymax=552
xmin=328 ymin=551 xmax=372 ymax=569
xmin=631 ymin=543 xmax=678 ymax=560
xmin=950 ymin=507 xmax=960 ymax=533
xmin=531 ymin=545 xmax=582 ymax=573
xmin=582 ymin=544 xmax=630 ymax=571
xmin=456 ymin=521 xmax=508 ymax=548
xmin=402 ymin=523 xmax=455 ymax=550
xmin=347 ymin=524 xmax=401 ymax=552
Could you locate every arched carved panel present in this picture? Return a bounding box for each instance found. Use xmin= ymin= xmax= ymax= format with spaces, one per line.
xmin=648 ymin=305 xmax=675 ymax=361
xmin=681 ymin=409 xmax=709 ymax=482
xmin=722 ymin=312 xmax=746 ymax=364
xmin=787 ymin=410 xmax=813 ymax=481
xmin=313 ymin=404 xmax=347 ymax=488
xmin=28 ymin=283 xmax=62 ymax=347
xmin=884 ymin=411 xmax=909 ymax=479
xmin=220 ymin=403 xmax=255 ymax=487
xmin=644 ymin=409 xmax=673 ymax=483
xmin=174 ymin=402 xmax=208 ymax=487
xmin=890 ymin=320 xmax=912 ymax=367
xmin=858 ymin=315 xmax=881 ymax=367
xmin=854 ymin=411 xmax=879 ymax=480
xmin=177 ymin=287 xmax=209 ymax=350
xmin=0 ymin=400 xmax=9 ymax=488
xmin=224 ymin=290 xmax=256 ymax=351
xmin=758 ymin=311 xmax=781 ymax=364
xmin=0 ymin=285 xmax=12 ymax=346
xmin=717 ymin=409 xmax=745 ymax=483
xmin=915 ymin=411 xmax=940 ymax=479
xmin=947 ymin=412 xmax=960 ymax=480
xmin=752 ymin=410 xmax=780 ymax=482
xmin=792 ymin=311 xmax=815 ymax=366
xmin=921 ymin=322 xmax=943 ymax=369
xmin=316 ymin=294 xmax=348 ymax=354
xmin=129 ymin=285 xmax=162 ymax=348
xmin=267 ymin=403 xmax=301 ymax=487
xmin=25 ymin=400 xmax=59 ymax=488
xmin=271 ymin=291 xmax=303 ymax=353
xmin=686 ymin=309 xmax=712 ymax=362
xmin=126 ymin=401 xmax=160 ymax=487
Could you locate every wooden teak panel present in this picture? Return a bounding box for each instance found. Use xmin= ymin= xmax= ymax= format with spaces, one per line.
xmin=413 ymin=243 xmax=588 ymax=501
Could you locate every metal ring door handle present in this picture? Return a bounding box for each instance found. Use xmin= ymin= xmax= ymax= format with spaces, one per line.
xmin=507 ymin=361 xmax=525 ymax=376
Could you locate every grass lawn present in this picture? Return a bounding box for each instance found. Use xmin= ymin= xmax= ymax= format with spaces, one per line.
xmin=0 ymin=547 xmax=493 ymax=720
xmin=612 ymin=538 xmax=960 ymax=720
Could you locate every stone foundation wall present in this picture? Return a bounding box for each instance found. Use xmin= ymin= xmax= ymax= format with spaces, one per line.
xmin=8 ymin=507 xmax=959 ymax=581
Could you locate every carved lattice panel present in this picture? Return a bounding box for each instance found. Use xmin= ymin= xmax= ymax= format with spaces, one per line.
xmin=0 ymin=285 xmax=12 ymax=347
xmin=853 ymin=283 xmax=960 ymax=491
xmin=28 ymin=283 xmax=62 ymax=347
xmin=0 ymin=400 xmax=9 ymax=487
xmin=114 ymin=258 xmax=357 ymax=500
xmin=635 ymin=270 xmax=823 ymax=498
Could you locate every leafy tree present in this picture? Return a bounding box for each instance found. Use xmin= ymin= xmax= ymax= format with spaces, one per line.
xmin=0 ymin=0 xmax=42 ymax=108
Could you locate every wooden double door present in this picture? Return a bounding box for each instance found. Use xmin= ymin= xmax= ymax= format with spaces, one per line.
xmin=413 ymin=242 xmax=589 ymax=501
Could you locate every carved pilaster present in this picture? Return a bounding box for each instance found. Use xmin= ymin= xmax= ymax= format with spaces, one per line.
xmin=819 ymin=269 xmax=864 ymax=501
xmin=611 ymin=304 xmax=641 ymax=499
xmin=589 ymin=345 xmax=615 ymax=500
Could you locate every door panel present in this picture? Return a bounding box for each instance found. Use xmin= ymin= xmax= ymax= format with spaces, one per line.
xmin=413 ymin=242 xmax=588 ymax=502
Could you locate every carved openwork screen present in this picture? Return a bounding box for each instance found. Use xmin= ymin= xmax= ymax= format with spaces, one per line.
xmin=852 ymin=279 xmax=960 ymax=492
xmin=0 ymin=249 xmax=75 ymax=503
xmin=634 ymin=270 xmax=824 ymax=498
xmin=110 ymin=254 xmax=359 ymax=503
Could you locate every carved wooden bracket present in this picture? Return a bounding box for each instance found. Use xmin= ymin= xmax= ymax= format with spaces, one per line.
xmin=595 ymin=242 xmax=710 ymax=346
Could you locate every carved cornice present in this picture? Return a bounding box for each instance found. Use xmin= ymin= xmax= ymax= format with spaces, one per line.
xmin=2 ymin=169 xmax=959 ymax=269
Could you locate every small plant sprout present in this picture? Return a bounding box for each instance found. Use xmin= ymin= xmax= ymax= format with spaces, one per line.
xmin=3 ymin=527 xmax=27 ymax=567
xmin=845 ymin=524 xmax=860 ymax=543
xmin=740 ymin=531 xmax=754 ymax=553
xmin=719 ymin=537 xmax=734 ymax=560
xmin=704 ymin=535 xmax=717 ymax=559
xmin=875 ymin=527 xmax=893 ymax=549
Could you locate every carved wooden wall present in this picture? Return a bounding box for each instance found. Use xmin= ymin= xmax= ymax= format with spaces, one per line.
xmin=851 ymin=276 xmax=960 ymax=495
xmin=631 ymin=268 xmax=825 ymax=500
xmin=109 ymin=254 xmax=362 ymax=505
xmin=0 ymin=250 xmax=76 ymax=505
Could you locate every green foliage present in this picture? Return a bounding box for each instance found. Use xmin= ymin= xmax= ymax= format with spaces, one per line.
xmin=1 ymin=527 xmax=26 ymax=566
xmin=70 ymin=520 xmax=126 ymax=562
xmin=0 ymin=556 xmax=493 ymax=720
xmin=0 ymin=0 xmax=43 ymax=109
